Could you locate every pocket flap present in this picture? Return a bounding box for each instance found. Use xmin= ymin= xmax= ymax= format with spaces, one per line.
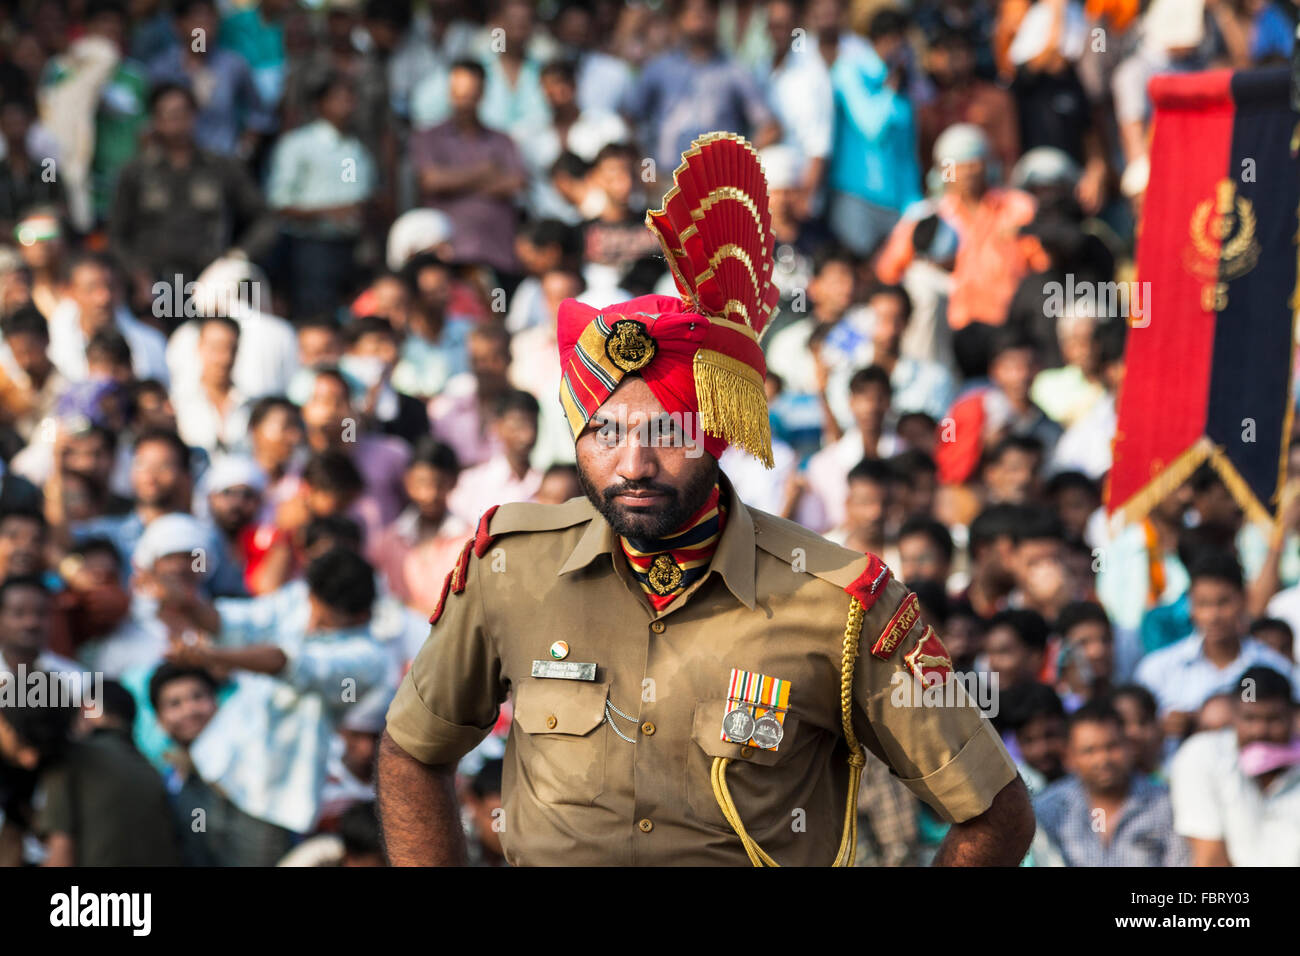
xmin=690 ymin=699 xmax=798 ymax=766
xmin=514 ymin=678 xmax=609 ymax=735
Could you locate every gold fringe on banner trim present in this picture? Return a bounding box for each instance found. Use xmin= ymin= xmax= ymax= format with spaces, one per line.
xmin=693 ymin=348 xmax=774 ymax=469
xmin=1117 ymin=437 xmax=1213 ymax=526
xmin=1205 ymin=445 xmax=1274 ymax=528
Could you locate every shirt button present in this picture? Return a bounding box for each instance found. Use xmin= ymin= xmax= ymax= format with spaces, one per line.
xmin=740 ymin=746 xmax=754 ymax=758
xmin=545 ymin=715 xmax=557 ymax=729
xmin=641 ymin=721 xmax=656 ymax=736
xmin=638 ymin=818 xmax=654 ymax=833
xmin=650 ymin=620 xmax=666 ymax=634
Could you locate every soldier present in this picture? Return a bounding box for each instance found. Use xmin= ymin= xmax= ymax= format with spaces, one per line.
xmin=378 ymin=134 xmax=1034 ymax=866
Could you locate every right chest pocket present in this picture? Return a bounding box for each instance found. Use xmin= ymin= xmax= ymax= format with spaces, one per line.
xmin=511 ymin=677 xmax=610 ymax=806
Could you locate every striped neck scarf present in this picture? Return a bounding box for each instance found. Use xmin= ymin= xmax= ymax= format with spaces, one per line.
xmin=619 ymin=482 xmax=727 ymax=612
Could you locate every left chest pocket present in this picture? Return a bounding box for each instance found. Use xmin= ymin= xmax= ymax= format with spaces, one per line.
xmin=512 ymin=677 xmax=609 ymax=806
xmin=684 ymin=698 xmax=801 ymax=820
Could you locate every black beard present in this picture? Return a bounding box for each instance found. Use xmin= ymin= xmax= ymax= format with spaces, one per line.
xmin=577 ymin=458 xmax=720 ymax=540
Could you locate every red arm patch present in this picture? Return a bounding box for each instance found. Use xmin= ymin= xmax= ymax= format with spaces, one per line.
xmin=428 ymin=567 xmax=455 ymax=625
xmin=472 ymin=504 xmax=500 ymax=558
xmin=904 ymin=626 xmax=954 ymax=683
xmin=871 ymin=591 xmax=920 ymax=660
xmin=843 ymin=553 xmax=892 ymax=612
xmin=450 ymin=538 xmax=473 ymax=594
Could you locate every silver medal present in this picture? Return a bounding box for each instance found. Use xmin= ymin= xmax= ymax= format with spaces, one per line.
xmin=751 ymin=715 xmax=784 ymax=750
xmin=722 ymin=708 xmax=756 ymax=743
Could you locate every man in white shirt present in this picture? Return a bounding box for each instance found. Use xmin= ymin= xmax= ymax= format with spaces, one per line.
xmin=1135 ymin=553 xmax=1300 ymax=739
xmin=48 ymin=253 xmax=169 ymax=385
xmin=173 ymin=315 xmax=252 ymax=455
xmin=1170 ymin=665 xmax=1300 ymax=865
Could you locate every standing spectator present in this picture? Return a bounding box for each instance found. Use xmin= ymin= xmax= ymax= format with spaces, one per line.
xmin=1169 ymin=666 xmax=1300 ymax=865
xmin=109 ymin=83 xmax=276 ymax=310
xmin=1135 ymin=553 xmax=1300 ymax=740
xmin=1034 ymin=701 xmax=1190 ymax=865
xmin=1056 ymin=600 xmax=1116 ymax=709
xmin=266 ymin=72 xmax=376 ymax=318
xmin=428 ymin=324 xmax=512 ymax=469
xmin=0 ymin=305 xmax=68 ymax=443
xmin=760 ymin=0 xmax=833 ymax=204
xmin=446 ymin=389 xmax=543 ymax=526
xmin=0 ymin=95 xmax=64 ymax=236
xmin=919 ymin=27 xmax=1019 ymax=182
xmin=411 ymin=59 xmax=527 ymax=281
xmin=147 ymin=663 xmax=224 ymax=865
xmin=47 ymin=252 xmax=169 ymax=385
xmin=147 ymin=0 xmax=274 ymax=158
xmin=173 ymin=315 xmax=251 ymax=455
xmin=622 ymin=0 xmax=779 ymax=187
xmin=823 ymin=457 xmax=895 ymax=562
xmin=986 ymin=607 xmax=1051 ymax=691
xmin=1111 ymin=683 xmax=1165 ymax=778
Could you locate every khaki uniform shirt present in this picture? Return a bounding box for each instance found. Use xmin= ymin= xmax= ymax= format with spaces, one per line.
xmin=386 ymin=477 xmax=1017 ymax=866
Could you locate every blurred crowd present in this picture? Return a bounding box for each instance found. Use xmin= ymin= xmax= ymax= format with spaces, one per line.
xmin=0 ymin=0 xmax=1297 ymax=868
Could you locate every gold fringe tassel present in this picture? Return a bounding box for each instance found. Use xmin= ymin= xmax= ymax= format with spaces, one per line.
xmin=1117 ymin=435 xmax=1275 ymax=529
xmin=693 ymin=348 xmax=774 ymax=468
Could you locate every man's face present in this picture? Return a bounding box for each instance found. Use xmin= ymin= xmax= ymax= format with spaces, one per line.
xmin=590 ymin=157 xmax=634 ymax=208
xmin=319 ymin=83 xmax=357 ymax=127
xmin=1252 ymin=625 xmax=1293 ymax=662
xmin=153 ymin=89 xmax=196 ymax=145
xmin=1193 ymin=484 xmax=1243 ymax=530
xmin=1054 ymin=485 xmax=1097 ymax=539
xmin=575 ymin=376 xmax=719 ymax=539
xmin=179 ymin=2 xmax=218 ymax=47
xmin=540 ymin=72 xmax=576 ymax=111
xmin=848 ymin=383 xmax=890 ymax=436
xmin=1113 ymin=694 xmax=1162 ymax=774
xmin=208 ymin=484 xmax=261 ymax=535
xmin=403 ymin=463 xmax=455 ymax=520
xmin=766 ymin=0 xmax=796 ymax=47
xmin=845 ymin=478 xmax=888 ymax=541
xmin=1235 ymin=697 xmax=1294 ymax=749
xmin=1189 ymin=577 xmax=1244 ymax=644
xmin=986 ymin=449 xmax=1039 ymax=503
xmin=448 ymin=67 xmax=484 ymax=115
xmin=1065 ymin=620 xmax=1113 ymax=684
xmin=1067 ymin=719 xmax=1130 ymax=792
xmin=869 ymin=292 xmax=908 ymax=354
xmin=679 ymin=0 xmax=718 ymax=44
xmin=155 ymin=676 xmax=216 ymax=747
xmin=299 ymin=327 xmax=343 ymax=368
xmin=5 ymin=332 xmax=49 ymax=379
xmin=301 ymin=375 xmax=353 ymax=439
xmin=368 ymin=278 xmax=411 ymax=331
xmin=0 ymin=516 xmax=45 ymax=577
xmin=341 ymin=728 xmax=378 ymax=782
xmin=0 ymin=585 xmax=50 ymax=662
xmin=809 ymin=261 xmax=854 ymax=318
xmin=1013 ymin=536 xmax=1064 ymax=591
xmin=69 ymin=263 xmax=115 ymax=330
xmin=1017 ymin=712 xmax=1067 ymax=781
xmin=63 ymin=430 xmax=113 ymax=484
xmin=984 ymin=625 xmax=1041 ymax=688
xmin=252 ymin=406 xmax=303 ymax=464
xmin=899 ymin=532 xmax=948 ymax=584
xmin=990 ymin=348 xmax=1038 ymax=406
xmin=468 ymin=334 xmax=510 ymax=390
xmin=351 ymin=331 xmax=400 ymax=369
xmin=132 ymin=440 xmax=187 ymax=509
xmin=135 ymin=389 xmax=177 ymax=431
xmin=198 ymin=321 xmax=239 ymax=379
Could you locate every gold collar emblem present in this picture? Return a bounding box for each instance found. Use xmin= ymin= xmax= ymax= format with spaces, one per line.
xmin=605 ymin=319 xmax=657 ymax=373
xmin=647 ymin=553 xmax=684 ymax=595
xmin=1184 ymin=179 xmax=1260 ymax=312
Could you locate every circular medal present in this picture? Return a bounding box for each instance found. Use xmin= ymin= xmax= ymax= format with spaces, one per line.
xmin=722 ymin=708 xmax=756 ymax=743
xmin=751 ymin=715 xmax=784 ymax=750
xmin=549 ymin=640 xmax=569 ymax=660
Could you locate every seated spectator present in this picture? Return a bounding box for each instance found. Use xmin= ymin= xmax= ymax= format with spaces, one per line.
xmin=1055 ymin=600 xmax=1115 ymax=710
xmin=1046 ymin=470 xmax=1101 ymax=542
xmin=960 ymin=504 xmax=1023 ymax=621
xmin=1008 ymin=508 xmax=1075 ymax=622
xmin=981 ymin=435 xmax=1045 ymax=506
xmin=370 ymin=438 xmax=471 ymax=618
xmin=995 ymin=679 xmax=1068 ymax=794
xmin=1136 ymin=553 xmax=1300 ymax=742
xmin=534 ymin=463 xmax=581 ymax=505
xmin=936 ymin=327 xmax=1062 ymax=486
xmin=823 ymin=458 xmax=895 ymax=561
xmin=391 ymin=252 xmax=475 ymax=399
xmin=428 ymin=324 xmax=512 ymax=470
xmin=1034 ymin=701 xmax=1189 ymax=866
xmin=201 ymin=454 xmax=289 ymax=597
xmin=0 ymin=575 xmax=81 ymax=681
xmin=986 ymin=607 xmax=1051 ymax=691
xmin=0 ymin=670 xmax=74 ymax=865
xmin=173 ymin=314 xmax=251 ymax=455
xmin=805 ymin=366 xmax=901 ymax=532
xmin=897 ymin=515 xmax=954 ymax=589
xmin=340 ymin=315 xmax=430 ymax=447
xmin=447 ymin=389 xmax=543 ymax=527
xmin=1249 ymin=616 xmax=1294 ymax=663
xmin=1111 ymin=684 xmax=1166 ymax=779
xmin=1170 ymin=666 xmax=1300 ymax=865
xmin=0 ymin=305 xmax=68 ymax=444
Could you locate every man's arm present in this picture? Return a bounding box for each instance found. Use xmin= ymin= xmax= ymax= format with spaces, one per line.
xmin=932 ymin=776 xmax=1035 ymax=866
xmin=1187 ymin=836 xmax=1231 ymax=867
xmin=376 ymin=730 xmax=468 ymax=866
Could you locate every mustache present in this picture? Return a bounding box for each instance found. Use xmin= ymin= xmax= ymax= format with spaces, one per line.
xmin=603 ymin=481 xmax=678 ymax=501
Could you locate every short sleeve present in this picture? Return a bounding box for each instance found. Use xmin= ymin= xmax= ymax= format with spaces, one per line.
xmin=849 ymin=578 xmax=1018 ymax=824
xmin=384 ymin=555 xmax=504 ymax=765
xmin=1169 ymin=733 xmax=1224 ymax=841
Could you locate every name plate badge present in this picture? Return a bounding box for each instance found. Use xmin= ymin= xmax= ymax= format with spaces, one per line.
xmin=531 ymin=660 xmax=598 ymax=681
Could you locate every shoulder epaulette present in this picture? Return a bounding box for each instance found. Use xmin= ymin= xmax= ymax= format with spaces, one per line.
xmin=428 ymin=497 xmax=598 ymax=626
xmin=751 ymin=508 xmax=873 ymax=591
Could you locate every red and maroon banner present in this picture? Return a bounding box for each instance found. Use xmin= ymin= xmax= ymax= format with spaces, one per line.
xmin=1109 ymin=67 xmax=1300 ymax=525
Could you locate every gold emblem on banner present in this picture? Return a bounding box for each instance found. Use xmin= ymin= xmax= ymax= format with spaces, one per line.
xmin=647 ymin=553 xmax=683 ymax=594
xmin=1184 ymin=179 xmax=1260 ymax=312
xmin=605 ymin=319 xmax=657 ymax=372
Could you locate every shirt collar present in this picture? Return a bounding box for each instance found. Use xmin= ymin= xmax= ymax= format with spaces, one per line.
xmin=558 ymin=471 xmax=756 ymax=610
